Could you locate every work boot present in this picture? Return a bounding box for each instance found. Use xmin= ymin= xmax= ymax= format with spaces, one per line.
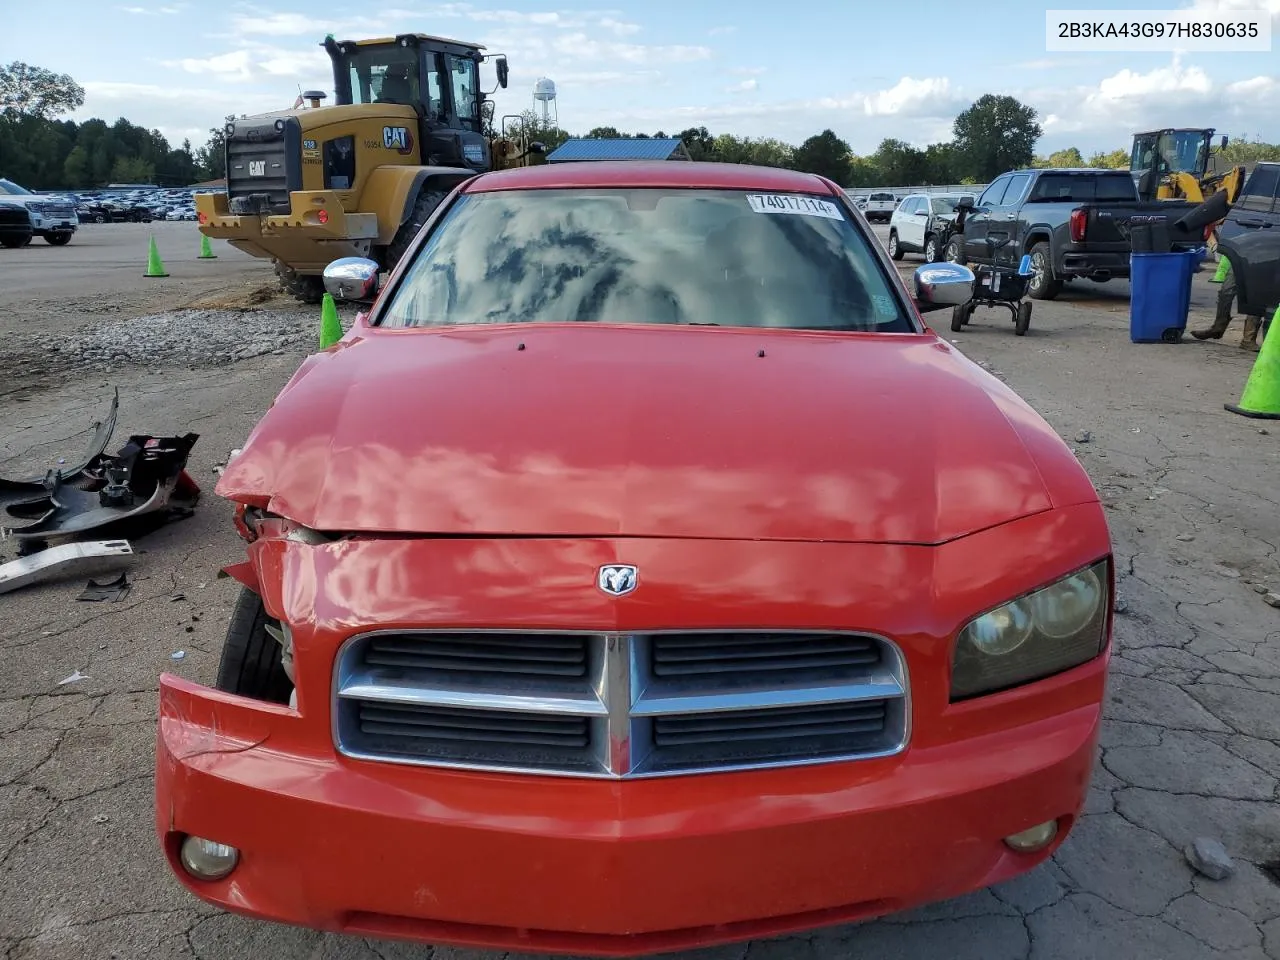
xmin=1192 ymin=315 xmax=1230 ymax=340
xmin=1241 ymin=315 xmax=1261 ymax=352
xmin=1193 ymin=274 xmax=1238 ymax=339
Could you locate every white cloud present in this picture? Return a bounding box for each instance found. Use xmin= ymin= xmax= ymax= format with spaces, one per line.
xmin=1029 ymin=56 xmax=1280 ymax=148
xmin=726 ymin=78 xmax=758 ymax=94
xmin=730 ymin=66 xmax=766 ymax=76
xmin=862 ymin=76 xmax=961 ymax=117
xmin=709 ymin=25 xmax=737 ymax=35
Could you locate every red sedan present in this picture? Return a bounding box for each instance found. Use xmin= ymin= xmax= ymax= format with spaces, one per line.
xmin=155 ymin=160 xmax=1113 ymax=956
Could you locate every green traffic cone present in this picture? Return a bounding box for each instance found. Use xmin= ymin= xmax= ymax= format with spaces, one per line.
xmin=1226 ymin=305 xmax=1280 ymax=419
xmin=1209 ymin=256 xmax=1230 ymax=284
xmin=144 ymin=236 xmax=168 ymax=278
xmin=319 ymin=293 xmax=342 ymax=349
xmin=198 ymin=233 xmax=217 ymax=259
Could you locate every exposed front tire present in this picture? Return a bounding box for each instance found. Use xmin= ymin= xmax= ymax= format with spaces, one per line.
xmin=383 ymin=187 xmax=448 ymax=273
xmin=1026 ymin=242 xmax=1061 ymax=300
xmin=44 ymin=232 xmax=72 ymax=246
xmin=274 ymin=259 xmax=325 ymax=305
xmin=924 ymin=234 xmax=939 ymax=263
xmin=944 ymin=237 xmax=966 ymax=265
xmin=215 ymin=587 xmax=293 ymax=705
xmin=887 ymin=230 xmax=903 ymax=261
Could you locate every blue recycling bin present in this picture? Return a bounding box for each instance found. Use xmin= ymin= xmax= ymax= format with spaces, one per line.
xmin=1129 ymin=250 xmax=1197 ymax=343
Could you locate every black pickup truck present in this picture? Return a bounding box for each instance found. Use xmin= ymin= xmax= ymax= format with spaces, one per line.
xmin=944 ymin=168 xmax=1201 ymax=299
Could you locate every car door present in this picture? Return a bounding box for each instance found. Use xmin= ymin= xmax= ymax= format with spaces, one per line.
xmin=964 ymin=176 xmax=1009 ymax=263
xmin=987 ymin=173 xmax=1032 ymax=268
xmin=897 ymin=197 xmax=923 ymax=248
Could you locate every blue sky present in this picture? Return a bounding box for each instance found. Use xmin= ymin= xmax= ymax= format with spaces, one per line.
xmin=7 ymin=0 xmax=1278 ymax=156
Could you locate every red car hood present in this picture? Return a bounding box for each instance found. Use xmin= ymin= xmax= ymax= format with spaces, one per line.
xmin=217 ymin=324 xmax=1093 ymax=545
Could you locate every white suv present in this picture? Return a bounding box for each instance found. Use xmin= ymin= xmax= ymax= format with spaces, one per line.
xmin=861 ymin=192 xmax=898 ymax=222
xmin=887 ymin=194 xmax=969 ymax=263
xmin=0 ymin=178 xmax=78 ymax=245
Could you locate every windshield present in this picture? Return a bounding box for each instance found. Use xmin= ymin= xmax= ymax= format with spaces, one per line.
xmin=929 ymin=197 xmax=960 ymax=214
xmin=1157 ymin=131 xmax=1208 ymax=174
xmin=0 ymin=179 xmax=33 ymax=196
xmin=1026 ymin=174 xmax=1137 ymax=203
xmin=342 ymin=45 xmax=440 ymax=115
xmin=379 ymin=188 xmax=913 ymax=333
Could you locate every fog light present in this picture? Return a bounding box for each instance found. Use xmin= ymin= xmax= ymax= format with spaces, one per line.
xmin=317 ymin=209 xmax=329 ymax=224
xmin=179 ymin=835 xmax=239 ymax=880
xmin=1004 ymin=820 xmax=1058 ymax=853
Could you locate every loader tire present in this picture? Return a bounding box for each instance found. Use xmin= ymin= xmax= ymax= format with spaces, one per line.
xmin=215 ymin=587 xmax=293 ymax=705
xmin=383 ymin=188 xmax=448 ymax=273
xmin=274 ymin=259 xmax=325 ymax=305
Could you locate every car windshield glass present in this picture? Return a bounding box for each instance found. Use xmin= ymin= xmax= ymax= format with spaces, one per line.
xmin=0 ymin=179 xmax=32 ymax=196
xmin=930 ymin=197 xmax=959 ymax=214
xmin=1026 ymin=174 xmax=1136 ymax=202
xmin=379 ymin=188 xmax=913 ymax=333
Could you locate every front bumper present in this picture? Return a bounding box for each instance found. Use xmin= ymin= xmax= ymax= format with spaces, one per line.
xmin=194 ymin=191 xmax=377 ymax=273
xmin=156 ymin=505 xmax=1111 ymax=955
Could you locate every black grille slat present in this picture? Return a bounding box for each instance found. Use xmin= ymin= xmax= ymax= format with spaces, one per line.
xmin=358 ymin=703 xmax=588 ymax=748
xmin=362 ymin=633 xmax=589 ymax=678
xmin=651 ymin=633 xmax=881 ymax=678
xmin=654 ymin=702 xmax=888 ymax=747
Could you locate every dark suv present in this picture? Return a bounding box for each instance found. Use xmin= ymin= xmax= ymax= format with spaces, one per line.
xmin=1218 ymin=162 xmax=1279 ymax=244
xmin=1217 ymin=163 xmax=1280 ymax=318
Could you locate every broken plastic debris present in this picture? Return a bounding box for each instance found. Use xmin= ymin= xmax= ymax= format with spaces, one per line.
xmin=57 ymin=670 xmax=89 ymax=685
xmin=170 ymin=650 xmax=186 ymax=660
xmin=91 ymin=814 xmax=109 ymax=824
xmin=78 ymin=571 xmax=131 ymax=602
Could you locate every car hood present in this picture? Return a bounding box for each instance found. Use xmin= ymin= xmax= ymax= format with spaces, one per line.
xmin=217 ymin=325 xmax=1088 ymax=544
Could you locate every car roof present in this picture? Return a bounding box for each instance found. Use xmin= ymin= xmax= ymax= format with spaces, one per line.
xmin=462 ymin=160 xmax=839 ymax=196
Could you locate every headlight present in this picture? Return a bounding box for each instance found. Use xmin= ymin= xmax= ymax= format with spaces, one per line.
xmin=951 ymin=559 xmax=1110 ymax=701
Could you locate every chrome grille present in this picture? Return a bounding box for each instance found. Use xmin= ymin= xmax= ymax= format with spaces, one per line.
xmin=335 ymin=630 xmax=908 ymax=778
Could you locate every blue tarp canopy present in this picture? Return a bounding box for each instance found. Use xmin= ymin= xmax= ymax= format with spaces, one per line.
xmin=545 ymin=138 xmax=692 ymax=163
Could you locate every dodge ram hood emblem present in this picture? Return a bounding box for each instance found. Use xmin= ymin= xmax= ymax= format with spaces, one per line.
xmin=597 ymin=564 xmax=638 ymax=597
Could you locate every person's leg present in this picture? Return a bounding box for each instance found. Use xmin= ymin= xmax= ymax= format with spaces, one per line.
xmin=1242 ymin=314 xmax=1261 ymax=352
xmin=1192 ymin=268 xmax=1236 ymax=339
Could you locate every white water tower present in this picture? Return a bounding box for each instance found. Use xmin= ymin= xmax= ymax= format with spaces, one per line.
xmin=533 ymin=77 xmax=557 ymax=124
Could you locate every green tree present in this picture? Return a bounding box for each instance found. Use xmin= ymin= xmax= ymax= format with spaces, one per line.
xmin=1048 ymin=146 xmax=1085 ymax=167
xmin=0 ymin=61 xmax=84 ymax=119
xmin=513 ymin=110 xmax=569 ymax=152
xmin=64 ymin=144 xmax=90 ymax=184
xmin=871 ymin=138 xmax=924 ymax=184
xmin=1087 ymin=149 xmax=1129 ymax=169
xmin=585 ymin=126 xmax=627 ymax=139
xmin=793 ymin=129 xmax=852 ymax=185
xmin=1220 ymin=135 xmax=1280 ymax=164
xmin=111 ymin=155 xmax=155 ymax=183
xmin=952 ymin=94 xmax=1041 ymax=180
xmin=676 ymin=126 xmax=716 ymax=161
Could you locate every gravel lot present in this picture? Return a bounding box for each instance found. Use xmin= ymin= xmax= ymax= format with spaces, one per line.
xmin=1 ymin=221 xmax=1278 ymax=960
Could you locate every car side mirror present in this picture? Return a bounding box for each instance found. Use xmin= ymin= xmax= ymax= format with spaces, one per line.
xmin=913 ymin=262 xmax=975 ymax=311
xmin=1219 ymin=135 xmax=1228 ymax=150
xmin=496 ymin=56 xmax=509 ymax=88
xmin=324 ymin=257 xmax=380 ymax=301
xmin=956 ymin=197 xmax=975 ymax=211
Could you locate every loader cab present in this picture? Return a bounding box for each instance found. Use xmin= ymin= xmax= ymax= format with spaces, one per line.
xmin=1130 ymin=128 xmax=1226 ymax=200
xmin=324 ymin=33 xmax=509 ymax=173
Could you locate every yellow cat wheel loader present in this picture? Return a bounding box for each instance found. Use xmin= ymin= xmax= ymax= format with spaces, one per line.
xmin=196 ymin=33 xmax=544 ymax=303
xmin=1129 ymin=128 xmax=1246 ymax=250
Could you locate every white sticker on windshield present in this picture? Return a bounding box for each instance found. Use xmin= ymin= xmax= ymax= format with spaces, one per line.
xmin=746 ymin=194 xmax=844 ymax=220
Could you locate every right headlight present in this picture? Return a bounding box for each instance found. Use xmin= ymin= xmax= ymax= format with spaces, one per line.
xmin=951 ymin=559 xmax=1111 ymax=701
